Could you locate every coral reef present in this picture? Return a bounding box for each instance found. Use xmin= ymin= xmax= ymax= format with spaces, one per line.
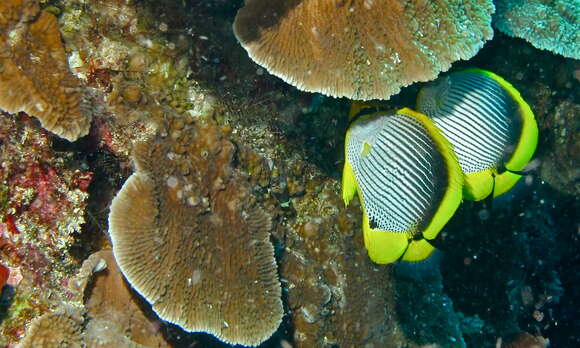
xmin=80 ymin=250 xmax=170 ymax=347
xmin=0 ymin=1 xmax=578 ymax=347
xmin=0 ymin=0 xmax=90 ymax=141
xmin=57 ymin=0 xmax=204 ymax=158
xmin=109 ymin=116 xmax=283 ymax=346
xmin=494 ymin=0 xmax=579 ymax=59
xmin=234 ymin=0 xmax=494 ymax=100
xmin=280 ymin=182 xmax=408 ymax=347
xmin=538 ymin=99 xmax=580 ymax=196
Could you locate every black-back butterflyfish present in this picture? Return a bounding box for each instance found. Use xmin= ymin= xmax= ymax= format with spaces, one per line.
xmin=342 ymin=107 xmax=463 ymax=264
xmin=416 ymin=69 xmax=538 ymax=201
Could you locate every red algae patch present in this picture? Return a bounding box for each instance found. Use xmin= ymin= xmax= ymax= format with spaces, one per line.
xmin=108 ymin=116 xmax=283 ymax=346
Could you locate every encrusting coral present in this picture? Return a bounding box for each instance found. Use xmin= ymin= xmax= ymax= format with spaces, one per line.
xmin=0 ymin=0 xmax=90 ymax=141
xmin=16 ymin=249 xmax=170 ymax=348
xmin=108 ymin=115 xmax=283 ymax=346
xmin=234 ymin=0 xmax=494 ymax=100
xmin=494 ymin=0 xmax=579 ymax=59
xmin=79 ymin=250 xmax=169 ymax=348
xmin=15 ymin=304 xmax=84 ymax=348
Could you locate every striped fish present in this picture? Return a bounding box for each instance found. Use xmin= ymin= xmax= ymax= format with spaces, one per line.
xmin=342 ymin=107 xmax=463 ymax=264
xmin=417 ymin=69 xmax=538 ymax=201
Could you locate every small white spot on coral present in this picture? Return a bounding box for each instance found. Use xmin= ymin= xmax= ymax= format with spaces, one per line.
xmin=166 ymin=176 xmax=178 ymax=188
xmin=191 ymin=269 xmax=202 ymax=285
xmin=187 ymin=196 xmax=199 ymax=206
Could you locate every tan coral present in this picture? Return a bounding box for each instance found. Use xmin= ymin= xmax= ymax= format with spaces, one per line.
xmin=0 ymin=0 xmax=90 ymax=141
xmin=108 ymin=116 xmax=283 ymax=346
xmin=17 ymin=249 xmax=170 ymax=348
xmin=15 ymin=305 xmax=85 ymax=348
xmin=234 ymin=0 xmax=494 ymax=100
xmin=82 ymin=250 xmax=169 ymax=348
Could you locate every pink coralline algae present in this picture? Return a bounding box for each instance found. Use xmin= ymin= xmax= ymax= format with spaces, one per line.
xmin=0 ymin=112 xmax=91 ymax=344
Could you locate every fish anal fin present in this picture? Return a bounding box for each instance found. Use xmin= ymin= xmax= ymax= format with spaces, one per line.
xmin=463 ymin=169 xmax=495 ymax=201
xmin=362 ymin=212 xmax=407 ymax=264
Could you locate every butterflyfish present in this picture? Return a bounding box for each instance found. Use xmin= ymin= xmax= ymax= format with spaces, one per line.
xmin=342 ymin=107 xmax=463 ymax=264
xmin=416 ymin=69 xmax=538 ymax=201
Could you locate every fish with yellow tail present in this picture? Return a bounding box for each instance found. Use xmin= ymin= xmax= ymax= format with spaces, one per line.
xmin=342 ymin=106 xmax=463 ymax=264
xmin=417 ymin=68 xmax=538 ymax=201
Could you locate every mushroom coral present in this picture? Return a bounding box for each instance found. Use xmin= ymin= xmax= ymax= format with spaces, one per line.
xmin=494 ymin=0 xmax=579 ymax=59
xmin=0 ymin=0 xmax=90 ymax=141
xmin=234 ymin=0 xmax=494 ymax=100
xmin=108 ymin=116 xmax=283 ymax=346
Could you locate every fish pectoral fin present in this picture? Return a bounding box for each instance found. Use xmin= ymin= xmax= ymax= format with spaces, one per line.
xmin=360 ymin=142 xmax=372 ymax=157
xmin=341 ymin=159 xmax=358 ymax=206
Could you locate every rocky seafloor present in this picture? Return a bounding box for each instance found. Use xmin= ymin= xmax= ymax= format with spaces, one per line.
xmin=0 ymin=0 xmax=578 ymax=347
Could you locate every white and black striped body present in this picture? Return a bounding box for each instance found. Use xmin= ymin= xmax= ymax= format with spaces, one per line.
xmin=346 ymin=113 xmax=447 ymax=235
xmin=417 ymin=71 xmax=521 ymax=174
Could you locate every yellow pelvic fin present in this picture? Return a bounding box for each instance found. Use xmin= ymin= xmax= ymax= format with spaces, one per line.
xmin=341 ymin=153 xmax=358 ymax=207
xmin=396 ymin=108 xmax=463 ymax=240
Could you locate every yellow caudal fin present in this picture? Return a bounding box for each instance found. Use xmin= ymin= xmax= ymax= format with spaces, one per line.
xmin=493 ymin=171 xmax=522 ymax=198
xmin=401 ymin=239 xmax=436 ymax=262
